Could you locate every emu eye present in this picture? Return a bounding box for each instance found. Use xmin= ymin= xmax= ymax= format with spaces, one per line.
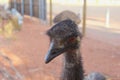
xmin=68 ymin=37 xmax=76 ymax=43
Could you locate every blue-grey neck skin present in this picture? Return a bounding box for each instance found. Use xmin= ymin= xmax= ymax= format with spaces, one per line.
xmin=61 ymin=49 xmax=84 ymax=80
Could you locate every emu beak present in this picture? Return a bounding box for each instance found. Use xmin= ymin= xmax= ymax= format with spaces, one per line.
xmin=45 ymin=40 xmax=64 ymax=64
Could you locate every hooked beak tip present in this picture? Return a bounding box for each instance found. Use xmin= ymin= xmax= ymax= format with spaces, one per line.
xmin=45 ymin=60 xmax=49 ymax=64
xmin=44 ymin=56 xmax=49 ymax=64
xmin=44 ymin=54 xmax=52 ymax=64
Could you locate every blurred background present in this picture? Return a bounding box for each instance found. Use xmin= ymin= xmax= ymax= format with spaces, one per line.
xmin=0 ymin=0 xmax=120 ymax=80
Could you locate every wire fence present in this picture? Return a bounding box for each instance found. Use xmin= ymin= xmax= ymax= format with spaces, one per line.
xmin=10 ymin=0 xmax=47 ymax=21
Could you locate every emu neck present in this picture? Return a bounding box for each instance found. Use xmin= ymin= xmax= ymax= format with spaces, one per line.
xmin=61 ymin=49 xmax=84 ymax=80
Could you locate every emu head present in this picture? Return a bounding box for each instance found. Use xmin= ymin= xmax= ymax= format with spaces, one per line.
xmin=45 ymin=19 xmax=82 ymax=63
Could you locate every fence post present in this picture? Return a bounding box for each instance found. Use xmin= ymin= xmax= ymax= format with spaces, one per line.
xmin=49 ymin=0 xmax=52 ymax=25
xmin=39 ymin=0 xmax=42 ymax=20
xmin=82 ymin=0 xmax=87 ymax=36
xmin=39 ymin=0 xmax=46 ymax=21
xmin=21 ymin=0 xmax=24 ymax=16
xmin=41 ymin=0 xmax=44 ymax=20
xmin=29 ymin=0 xmax=33 ymax=17
xmin=14 ymin=0 xmax=17 ymax=9
xmin=43 ymin=0 xmax=47 ymax=21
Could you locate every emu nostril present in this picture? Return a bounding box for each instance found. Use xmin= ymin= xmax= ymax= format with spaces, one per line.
xmin=52 ymin=49 xmax=59 ymax=54
xmin=52 ymin=51 xmax=56 ymax=54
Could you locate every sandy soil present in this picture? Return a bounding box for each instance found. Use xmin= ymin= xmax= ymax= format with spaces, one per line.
xmin=0 ymin=17 xmax=119 ymax=80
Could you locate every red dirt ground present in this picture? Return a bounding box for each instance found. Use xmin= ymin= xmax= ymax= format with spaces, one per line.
xmin=0 ymin=17 xmax=120 ymax=80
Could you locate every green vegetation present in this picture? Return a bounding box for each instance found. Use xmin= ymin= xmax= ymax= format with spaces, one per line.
xmin=0 ymin=17 xmax=21 ymax=39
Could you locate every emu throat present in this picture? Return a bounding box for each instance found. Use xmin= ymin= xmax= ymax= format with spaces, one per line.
xmin=61 ymin=50 xmax=84 ymax=80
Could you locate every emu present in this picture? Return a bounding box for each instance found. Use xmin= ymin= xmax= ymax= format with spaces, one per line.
xmin=45 ymin=19 xmax=84 ymax=80
xmin=45 ymin=19 xmax=106 ymax=80
xmin=0 ymin=5 xmax=11 ymax=30
xmin=53 ymin=10 xmax=81 ymax=24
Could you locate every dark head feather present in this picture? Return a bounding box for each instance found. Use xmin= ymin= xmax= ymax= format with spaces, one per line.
xmin=47 ymin=19 xmax=82 ymax=39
